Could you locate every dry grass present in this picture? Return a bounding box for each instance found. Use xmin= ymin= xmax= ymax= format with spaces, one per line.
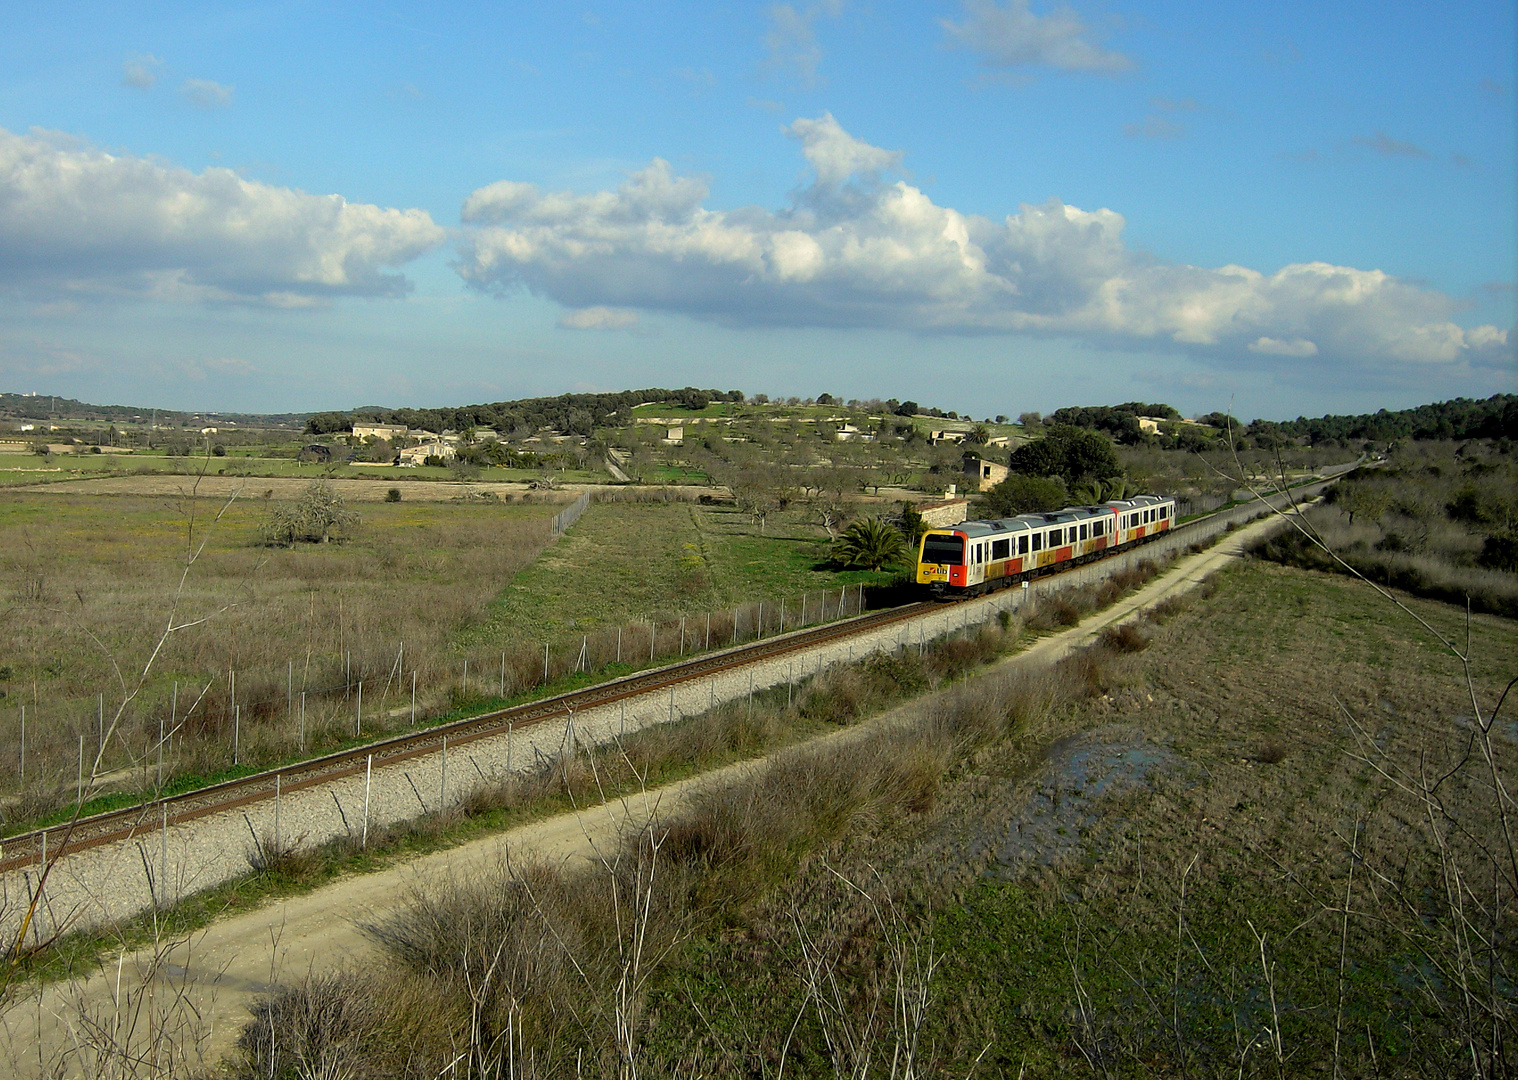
xmin=0 ymin=490 xmax=557 ymax=821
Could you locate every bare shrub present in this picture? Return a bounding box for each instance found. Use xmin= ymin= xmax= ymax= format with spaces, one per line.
xmin=1252 ymin=738 xmax=1287 ymax=764
xmin=239 ymin=968 xmax=443 ymax=1080
xmin=1098 ymin=622 xmax=1151 ymax=653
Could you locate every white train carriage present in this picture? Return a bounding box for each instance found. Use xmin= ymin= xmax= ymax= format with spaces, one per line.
xmin=915 ymin=494 xmax=1176 ymax=596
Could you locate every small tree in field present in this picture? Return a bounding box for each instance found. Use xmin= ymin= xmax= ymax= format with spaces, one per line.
xmin=833 ymin=517 xmax=909 ymax=571
xmin=264 ymin=481 xmax=359 ymax=546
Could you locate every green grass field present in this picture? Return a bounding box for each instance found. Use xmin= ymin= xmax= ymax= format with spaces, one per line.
xmin=470 ymin=500 xmax=896 ymax=647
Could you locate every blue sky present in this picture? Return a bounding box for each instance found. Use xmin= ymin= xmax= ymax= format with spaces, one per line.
xmin=0 ymin=1 xmax=1512 ymax=420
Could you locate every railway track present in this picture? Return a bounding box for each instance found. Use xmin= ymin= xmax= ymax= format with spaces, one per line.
xmin=0 ymin=470 xmax=1352 ymax=876
xmin=0 ymin=599 xmax=936 ymax=873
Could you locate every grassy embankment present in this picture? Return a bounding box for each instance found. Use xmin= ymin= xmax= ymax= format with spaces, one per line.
xmin=236 ymin=558 xmax=1515 ymax=1078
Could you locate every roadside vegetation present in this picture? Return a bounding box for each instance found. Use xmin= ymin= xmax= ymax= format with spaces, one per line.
xmin=1256 ymin=438 xmax=1518 ymax=616
xmin=234 ymin=556 xmax=1516 ymax=1078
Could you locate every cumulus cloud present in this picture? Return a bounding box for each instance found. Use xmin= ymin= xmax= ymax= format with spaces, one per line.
xmin=1352 ymin=131 xmax=1430 ymax=159
xmin=179 ymin=78 xmax=234 ymax=109
xmin=0 ymin=126 xmax=445 ymax=305
xmin=558 ymin=306 xmax=640 ymax=330
xmin=122 ymin=55 xmax=162 ymax=89
xmin=455 ymin=114 xmax=1510 ymax=370
xmin=942 ymin=0 xmax=1131 ymax=75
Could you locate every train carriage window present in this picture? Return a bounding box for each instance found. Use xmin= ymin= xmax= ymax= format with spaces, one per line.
xmin=1079 ymin=524 xmax=1089 ymax=540
xmin=921 ymin=534 xmax=964 ymax=565
xmin=1161 ymin=506 xmax=1169 ymax=519
xmin=1049 ymin=528 xmax=1062 ymax=546
xmin=1031 ymin=533 xmax=1042 ymax=552
xmin=1018 ymin=535 xmax=1029 ymax=555
xmin=1093 ymin=520 xmax=1104 ymax=536
xmin=992 ymin=538 xmax=1009 ymax=560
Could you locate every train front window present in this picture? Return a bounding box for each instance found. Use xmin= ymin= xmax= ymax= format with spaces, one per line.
xmin=922 ymin=535 xmax=964 ymax=565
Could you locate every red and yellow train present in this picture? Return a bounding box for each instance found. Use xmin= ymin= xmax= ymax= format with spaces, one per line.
xmin=915 ymin=494 xmax=1177 ymax=597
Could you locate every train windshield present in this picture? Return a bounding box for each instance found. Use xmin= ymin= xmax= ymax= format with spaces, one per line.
xmin=922 ymin=535 xmax=964 ymax=565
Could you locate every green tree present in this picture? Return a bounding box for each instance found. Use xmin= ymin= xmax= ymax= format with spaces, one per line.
xmin=977 ymin=474 xmax=1069 ymax=516
xmin=833 ymin=517 xmax=909 ymax=571
xmin=1008 ymin=424 xmax=1122 ymax=485
xmin=303 ymin=411 xmax=351 ymax=435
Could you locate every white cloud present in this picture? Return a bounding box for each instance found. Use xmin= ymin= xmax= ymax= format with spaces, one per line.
xmin=764 ymin=2 xmax=843 ymax=86
xmin=122 ymin=55 xmax=162 ymax=90
xmin=558 ymin=306 xmax=640 ymax=330
xmin=1352 ymin=131 xmax=1430 ymax=159
xmin=455 ymin=114 xmax=1509 ymax=370
xmin=1125 ymin=115 xmax=1183 ymax=140
xmin=1248 ymin=336 xmax=1318 ymax=357
xmin=942 ymin=0 xmax=1132 ymax=75
xmin=0 ymin=126 xmax=446 ymax=305
xmin=179 ymin=78 xmax=234 ymax=109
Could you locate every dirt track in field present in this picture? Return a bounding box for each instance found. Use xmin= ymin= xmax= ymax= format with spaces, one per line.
xmin=13 ymin=474 xmax=587 ymax=503
xmin=0 ymin=509 xmax=1300 ymax=1076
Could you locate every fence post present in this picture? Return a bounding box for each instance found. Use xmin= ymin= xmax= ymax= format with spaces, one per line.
xmin=300 ymin=692 xmax=307 ymax=752
xmin=361 ymin=754 xmax=372 ymax=848
xmin=410 ymin=671 xmax=416 ymax=724
xmin=544 ymin=643 xmax=550 ymax=684
xmin=356 ymin=681 xmax=363 ymax=737
xmin=234 ymin=706 xmax=240 ymax=765
xmin=705 ymin=613 xmax=711 ymax=650
xmin=160 ymin=805 xmax=168 ymax=909
xmin=18 ymin=704 xmax=24 ymax=783
xmin=77 ymin=734 xmax=84 ymax=805
xmin=617 ymin=627 xmax=622 ymax=664
xmin=440 ymin=736 xmax=447 ymax=808
xmin=500 ymin=652 xmax=506 ymax=697
xmin=650 ymin=622 xmax=656 ymax=662
xmin=287 ymin=660 xmax=293 ymax=722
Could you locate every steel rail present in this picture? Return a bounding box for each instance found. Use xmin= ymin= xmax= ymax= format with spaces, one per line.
xmin=0 ymin=472 xmax=1348 ymax=874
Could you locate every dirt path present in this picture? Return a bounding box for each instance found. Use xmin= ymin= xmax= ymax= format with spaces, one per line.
xmin=0 ymin=507 xmax=1297 ymax=1076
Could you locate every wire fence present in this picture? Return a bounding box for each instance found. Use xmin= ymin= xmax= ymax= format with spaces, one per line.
xmin=550 ymin=491 xmax=590 ymax=535
xmin=0 ymin=582 xmax=870 ymax=814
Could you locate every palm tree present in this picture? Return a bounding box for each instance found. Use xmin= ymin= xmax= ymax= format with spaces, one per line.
xmin=833 ymin=517 xmax=910 ymax=571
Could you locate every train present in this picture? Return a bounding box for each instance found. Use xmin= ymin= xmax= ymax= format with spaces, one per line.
xmin=915 ymin=493 xmax=1178 ymax=597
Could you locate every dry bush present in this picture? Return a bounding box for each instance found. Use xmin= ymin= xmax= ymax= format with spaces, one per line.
xmin=1098 ymin=622 xmax=1151 ymax=653
xmin=238 ymin=968 xmax=451 ymax=1080
xmin=1251 ymin=738 xmax=1287 ymax=764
